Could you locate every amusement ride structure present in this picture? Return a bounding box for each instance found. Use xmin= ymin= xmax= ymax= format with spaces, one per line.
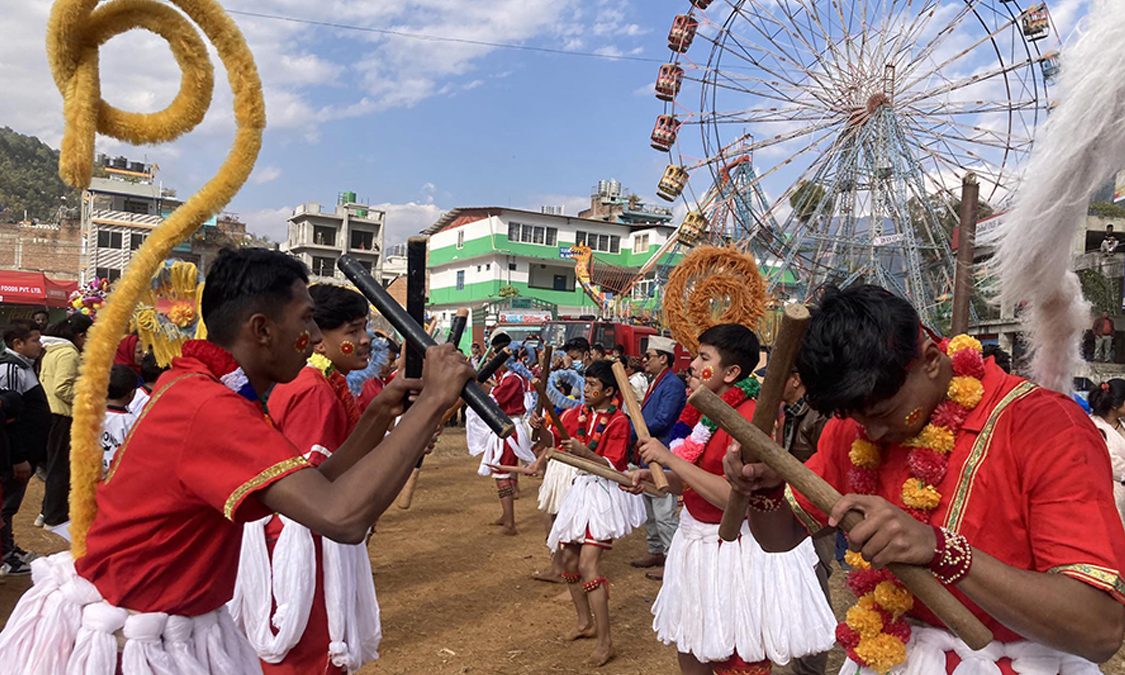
xmin=644 ymin=0 xmax=1061 ymax=326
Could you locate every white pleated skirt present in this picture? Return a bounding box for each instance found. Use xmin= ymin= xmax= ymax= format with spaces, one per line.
xmin=537 ymin=458 xmax=580 ymax=515
xmin=0 ymin=552 xmax=263 ymax=675
xmin=652 ymin=510 xmax=836 ymax=665
xmin=465 ymin=407 xmax=535 ymax=478
xmin=547 ymin=473 xmax=646 ymax=551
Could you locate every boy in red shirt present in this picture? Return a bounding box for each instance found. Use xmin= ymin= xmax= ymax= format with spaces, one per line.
xmin=546 ymin=360 xmax=645 ymax=667
xmin=0 ymin=248 xmax=474 ymax=674
xmin=231 ymin=284 xmax=382 ymax=675
xmin=630 ymin=325 xmax=834 ymax=675
xmin=725 ymin=285 xmax=1125 ymax=674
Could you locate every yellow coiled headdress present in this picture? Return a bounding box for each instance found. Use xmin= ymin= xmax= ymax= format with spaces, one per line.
xmin=47 ymin=0 xmax=265 ymax=557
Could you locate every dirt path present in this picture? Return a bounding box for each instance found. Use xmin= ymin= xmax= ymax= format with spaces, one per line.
xmin=3 ymin=431 xmax=1124 ymax=674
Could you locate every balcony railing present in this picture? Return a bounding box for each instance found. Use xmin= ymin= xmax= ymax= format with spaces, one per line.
xmin=90 ymin=209 xmax=163 ymax=227
xmin=1075 ymin=250 xmax=1125 ymax=279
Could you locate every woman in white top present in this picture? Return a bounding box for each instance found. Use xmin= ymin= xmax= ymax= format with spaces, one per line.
xmin=1088 ymin=379 xmax=1125 ymax=528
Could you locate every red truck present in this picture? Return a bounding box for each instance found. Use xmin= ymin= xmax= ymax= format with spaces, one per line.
xmin=541 ymin=319 xmax=693 ymax=372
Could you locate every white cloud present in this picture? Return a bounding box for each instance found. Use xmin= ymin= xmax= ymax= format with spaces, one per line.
xmin=375 ymin=201 xmax=447 ymax=245
xmin=252 ymin=165 xmax=282 ymax=185
xmin=241 ymin=206 xmax=294 ymax=242
xmin=525 ymin=194 xmax=592 ymax=216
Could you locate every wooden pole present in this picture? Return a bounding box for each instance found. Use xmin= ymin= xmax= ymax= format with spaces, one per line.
xmin=395 ymin=238 xmax=430 ymax=510
xmin=545 ymin=449 xmax=665 ymax=498
xmin=719 ymin=304 xmax=809 ymax=541
xmin=689 ymin=386 xmax=994 ymax=650
xmin=951 ymin=173 xmax=979 ymax=336
xmin=610 ymin=361 xmax=670 ymax=491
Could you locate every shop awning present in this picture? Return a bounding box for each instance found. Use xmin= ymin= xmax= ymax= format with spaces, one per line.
xmin=0 ymin=271 xmax=79 ymax=308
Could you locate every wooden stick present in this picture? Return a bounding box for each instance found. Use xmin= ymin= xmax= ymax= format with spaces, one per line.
xmin=611 ymin=361 xmax=670 ymax=491
xmin=545 ymin=449 xmax=665 ymax=498
xmin=719 ymin=304 xmax=810 ymax=541
xmin=533 ymin=377 xmax=571 ymax=442
xmin=485 ymin=463 xmax=541 ymax=477
xmin=447 ymin=308 xmax=468 ymax=347
xmin=689 ymin=386 xmax=995 ymax=650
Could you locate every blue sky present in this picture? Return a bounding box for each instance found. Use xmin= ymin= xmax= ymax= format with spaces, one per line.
xmin=2 ymin=0 xmax=1093 ymax=245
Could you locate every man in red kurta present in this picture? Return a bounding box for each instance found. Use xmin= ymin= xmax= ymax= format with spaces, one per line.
xmin=633 ymin=325 xmax=834 ymax=675
xmin=233 ymin=283 xmax=380 ymax=675
xmin=725 ymin=285 xmax=1125 ymax=674
xmin=0 ymin=248 xmax=474 ymax=675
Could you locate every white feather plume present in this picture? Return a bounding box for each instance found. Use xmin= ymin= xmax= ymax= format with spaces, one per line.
xmin=984 ymin=0 xmax=1125 ymax=392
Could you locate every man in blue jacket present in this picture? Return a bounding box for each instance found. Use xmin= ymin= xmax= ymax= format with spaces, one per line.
xmin=629 ymin=335 xmax=686 ymax=576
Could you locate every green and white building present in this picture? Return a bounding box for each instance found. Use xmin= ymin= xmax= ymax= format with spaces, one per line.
xmin=424 ymin=206 xmax=681 ymax=336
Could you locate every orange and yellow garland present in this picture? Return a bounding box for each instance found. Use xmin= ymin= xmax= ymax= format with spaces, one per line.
xmin=838 ymin=335 xmax=985 ymax=674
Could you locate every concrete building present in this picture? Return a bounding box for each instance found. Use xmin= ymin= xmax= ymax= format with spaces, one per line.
xmin=423 ymin=205 xmax=679 ymax=339
xmin=381 ymin=242 xmax=408 ymax=279
xmin=282 ymin=193 xmax=385 ymax=284
xmin=577 ymin=179 xmax=675 ymax=226
xmin=0 ymin=218 xmax=83 ymax=281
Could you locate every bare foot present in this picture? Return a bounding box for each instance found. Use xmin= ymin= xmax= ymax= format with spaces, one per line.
xmin=565 ymin=623 xmax=597 ymax=641
xmin=499 ymin=525 xmax=518 ymax=536
xmin=551 ymin=588 xmax=572 ymax=603
xmin=533 ymin=570 xmax=565 ymax=583
xmin=489 ymin=515 xmax=505 ymax=526
xmin=587 ymin=644 xmax=616 ymax=667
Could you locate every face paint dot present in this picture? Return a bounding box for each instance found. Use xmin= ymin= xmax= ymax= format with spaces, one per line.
xmin=701 ymin=365 xmax=714 ymax=381
xmin=295 ymin=331 xmax=310 ymax=353
xmin=905 ymin=407 xmax=923 ymax=426
xmin=340 ymin=341 xmax=355 ymax=355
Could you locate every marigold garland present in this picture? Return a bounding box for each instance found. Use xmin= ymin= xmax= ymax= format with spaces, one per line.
xmin=308 ymin=353 xmax=362 ymax=434
xmin=842 ymin=335 xmax=984 ymax=674
xmin=669 ymin=377 xmax=760 ymax=464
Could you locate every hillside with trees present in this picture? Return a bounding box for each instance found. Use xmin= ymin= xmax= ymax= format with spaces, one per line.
xmin=0 ymin=127 xmax=79 ymax=223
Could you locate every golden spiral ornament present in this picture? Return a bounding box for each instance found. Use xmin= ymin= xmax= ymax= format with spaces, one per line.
xmin=662 ymin=246 xmax=768 ymax=354
xmin=47 ymin=0 xmax=266 ymax=557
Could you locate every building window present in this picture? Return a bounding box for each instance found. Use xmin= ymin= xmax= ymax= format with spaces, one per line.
xmin=508 ymin=222 xmax=519 ymax=241
xmin=130 ymin=233 xmax=146 ymax=251
xmin=122 ymin=200 xmax=148 ymax=215
xmin=546 ymin=227 xmax=557 ymax=246
xmin=634 ymin=234 xmax=649 ymax=252
xmin=553 ymin=274 xmax=568 ymax=291
xmin=97 ymin=231 xmax=122 ymax=249
xmin=355 ymin=259 xmax=373 ymax=275
xmin=311 ymin=256 xmax=336 ymax=277
xmin=508 ymin=222 xmax=557 ymax=247
xmin=477 ymin=265 xmax=482 ymax=273
xmin=457 ymin=230 xmax=465 ymax=249
xmin=456 ymin=270 xmax=465 ymax=291
xmin=532 ymin=226 xmax=545 ymax=245
xmin=95 ymin=267 xmax=121 ymax=282
xmin=313 ymin=226 xmax=335 ymax=247
xmin=509 ymin=263 xmax=517 ymax=271
xmin=350 ymin=230 xmax=374 ymax=250
xmin=574 ymin=231 xmax=620 ymax=253
xmin=486 ymin=263 xmax=491 ymax=271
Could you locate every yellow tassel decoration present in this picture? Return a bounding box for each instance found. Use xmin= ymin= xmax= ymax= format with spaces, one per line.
xmin=49 ymin=0 xmax=265 ymax=558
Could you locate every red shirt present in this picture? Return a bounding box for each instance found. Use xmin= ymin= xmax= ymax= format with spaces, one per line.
xmin=492 ymin=371 xmax=527 ymax=416
xmin=76 ymin=356 xmax=310 ymax=616
xmin=788 ymin=361 xmax=1125 ymax=641
xmin=685 ymin=397 xmax=757 ymax=523
xmin=358 ymin=376 xmax=384 ymax=412
xmin=548 ymin=406 xmax=584 ymax=446
xmin=547 ymin=405 xmax=631 ymax=471
xmin=270 ymin=367 xmax=351 ymax=465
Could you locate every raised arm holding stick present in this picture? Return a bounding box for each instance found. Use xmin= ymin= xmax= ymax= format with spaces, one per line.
xmin=722 ymin=286 xmax=1125 ymax=670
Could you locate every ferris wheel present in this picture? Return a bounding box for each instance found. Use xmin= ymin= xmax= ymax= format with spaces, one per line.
xmin=649 ymin=0 xmax=1060 ymax=325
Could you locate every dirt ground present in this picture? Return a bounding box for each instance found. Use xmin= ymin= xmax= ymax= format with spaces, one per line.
xmin=3 ymin=431 xmax=1125 ymax=674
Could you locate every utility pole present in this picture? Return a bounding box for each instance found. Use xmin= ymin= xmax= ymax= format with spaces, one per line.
xmin=951 ymin=173 xmax=979 ymax=336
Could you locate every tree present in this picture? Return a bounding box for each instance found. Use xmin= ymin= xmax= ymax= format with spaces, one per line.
xmin=789 ymin=181 xmax=831 ymax=224
xmin=1079 ymin=268 xmax=1121 ymax=313
xmin=907 ymin=194 xmax=995 ymax=240
xmin=0 ymin=127 xmax=80 ymax=223
xmin=1089 ymin=201 xmax=1125 ymax=219
xmin=498 ymin=284 xmax=520 ymax=298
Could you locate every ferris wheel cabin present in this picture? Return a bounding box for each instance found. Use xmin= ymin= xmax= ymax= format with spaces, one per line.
xmin=678 ymin=212 xmax=708 ymax=245
xmin=658 ymin=165 xmax=689 ymax=202
xmin=1021 ymin=5 xmax=1051 ymax=41
xmin=668 ymin=15 xmax=699 ymax=53
xmin=655 ymin=64 xmax=685 ymax=102
xmin=689 ymin=0 xmax=714 ymax=8
xmin=1040 ymin=51 xmax=1061 ymax=83
xmin=651 ymin=115 xmax=681 ymax=152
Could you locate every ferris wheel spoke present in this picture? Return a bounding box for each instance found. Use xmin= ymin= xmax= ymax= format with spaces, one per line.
xmin=728 ymin=4 xmax=846 ymax=101
xmin=758 ymin=0 xmax=850 ymax=91
xmin=899 ymin=4 xmax=1018 ymax=94
xmin=908 ymin=110 xmax=1032 ymax=151
xmin=909 ymin=98 xmax=1044 ymax=116
xmin=905 ymin=125 xmax=1017 ymax=197
xmin=884 ymin=0 xmax=947 ymax=70
xmin=899 ymin=54 xmax=1036 ymax=110
xmin=896 ymin=0 xmax=988 ymax=87
xmin=684 ymin=73 xmax=826 ymax=113
xmin=696 ymin=29 xmax=835 ymax=105
xmin=690 ymin=107 xmax=838 ymax=126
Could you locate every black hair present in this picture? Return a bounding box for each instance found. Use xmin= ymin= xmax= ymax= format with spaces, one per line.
xmin=139 ymin=350 xmax=167 ymax=384
xmin=48 ymin=314 xmax=94 ymax=342
xmin=308 ymin=285 xmax=368 ymax=331
xmin=32 ymin=309 xmax=49 ymax=318
xmin=1090 ymin=379 xmax=1125 ymax=417
xmin=697 ymin=323 xmax=760 ymax=383
xmin=652 ymin=350 xmax=675 ymax=369
xmin=981 ymin=344 xmax=1011 ymax=374
xmin=201 ymin=248 xmax=309 ymax=345
xmin=591 ymin=343 xmax=606 ymax=355
xmin=614 ymin=343 xmax=625 ymax=354
xmin=107 ymin=364 xmax=138 ymax=400
xmin=797 ymin=285 xmax=921 ymax=415
xmin=564 ymin=337 xmax=590 ymax=353
xmin=4 ymin=319 xmax=39 ymax=348
xmin=585 ymin=360 xmax=617 ymax=395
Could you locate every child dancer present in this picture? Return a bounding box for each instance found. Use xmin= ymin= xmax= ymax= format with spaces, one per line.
xmin=546 ymin=360 xmax=645 ymax=667
xmin=629 ymin=324 xmax=835 ymax=675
